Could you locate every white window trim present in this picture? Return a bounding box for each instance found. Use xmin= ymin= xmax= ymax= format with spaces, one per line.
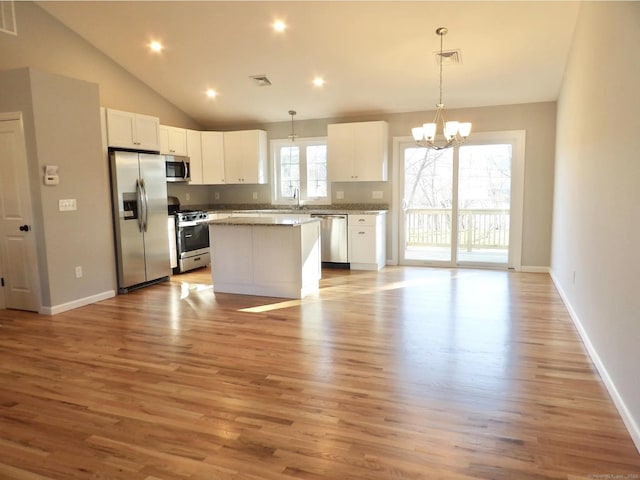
xmin=392 ymin=130 xmax=525 ymax=270
xmin=270 ymin=136 xmax=330 ymax=206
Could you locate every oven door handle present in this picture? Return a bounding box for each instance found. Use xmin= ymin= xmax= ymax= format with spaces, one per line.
xmin=178 ymin=220 xmax=208 ymax=228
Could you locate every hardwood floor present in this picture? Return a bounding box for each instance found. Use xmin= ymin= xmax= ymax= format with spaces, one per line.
xmin=0 ymin=266 xmax=638 ymax=479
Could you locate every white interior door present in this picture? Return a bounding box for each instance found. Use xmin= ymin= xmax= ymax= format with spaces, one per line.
xmin=0 ymin=113 xmax=41 ymax=311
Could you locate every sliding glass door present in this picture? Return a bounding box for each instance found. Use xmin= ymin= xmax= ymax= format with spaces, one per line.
xmin=400 ymin=131 xmax=524 ymax=269
xmin=402 ymin=147 xmax=454 ymax=263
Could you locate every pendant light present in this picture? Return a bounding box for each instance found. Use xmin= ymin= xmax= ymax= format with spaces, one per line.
xmin=287 ymin=110 xmax=297 ymax=141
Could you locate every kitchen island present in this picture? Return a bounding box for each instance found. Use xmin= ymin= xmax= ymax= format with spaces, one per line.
xmin=208 ymin=216 xmax=321 ymax=299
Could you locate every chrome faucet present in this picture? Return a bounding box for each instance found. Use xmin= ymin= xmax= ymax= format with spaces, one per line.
xmin=292 ymin=187 xmax=301 ymax=208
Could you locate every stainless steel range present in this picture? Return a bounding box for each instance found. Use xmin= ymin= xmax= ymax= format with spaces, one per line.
xmin=174 ymin=210 xmax=211 ymax=273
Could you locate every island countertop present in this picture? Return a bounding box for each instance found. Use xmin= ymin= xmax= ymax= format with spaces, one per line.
xmin=208 ymin=216 xmax=320 ymax=227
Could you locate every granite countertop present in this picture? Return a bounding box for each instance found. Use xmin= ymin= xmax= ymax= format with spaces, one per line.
xmin=190 ymin=203 xmax=389 ymax=215
xmin=208 ymin=216 xmax=320 ymax=227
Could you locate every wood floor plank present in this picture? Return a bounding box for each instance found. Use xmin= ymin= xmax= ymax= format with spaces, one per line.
xmin=0 ymin=266 xmax=638 ymax=479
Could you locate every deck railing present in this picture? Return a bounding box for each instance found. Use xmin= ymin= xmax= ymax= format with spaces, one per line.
xmin=405 ymin=208 xmax=510 ymax=251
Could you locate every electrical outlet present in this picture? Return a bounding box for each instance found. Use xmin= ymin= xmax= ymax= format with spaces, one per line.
xmin=75 ymin=266 xmax=83 ymax=278
xmin=252 ymin=192 xmax=258 ymax=200
xmin=372 ymin=191 xmax=383 ymax=199
xmin=336 ymin=191 xmax=344 ymax=200
xmin=186 ymin=193 xmax=191 ymax=201
xmin=59 ymin=199 xmax=77 ymax=211
xmin=214 ymin=192 xmax=220 ymax=200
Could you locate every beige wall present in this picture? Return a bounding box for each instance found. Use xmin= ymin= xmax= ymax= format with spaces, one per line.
xmin=0 ymin=2 xmax=200 ymax=129
xmin=0 ymin=68 xmax=116 ymax=310
xmin=552 ymin=2 xmax=640 ymax=449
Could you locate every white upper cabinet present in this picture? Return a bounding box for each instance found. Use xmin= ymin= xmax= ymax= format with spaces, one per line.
xmin=159 ymin=125 xmax=188 ymax=156
xmin=201 ymin=131 xmax=226 ymax=185
xmin=186 ymin=129 xmax=203 ymax=184
xmin=327 ymin=121 xmax=388 ymax=182
xmin=106 ymin=108 xmax=160 ymax=152
xmin=223 ymin=130 xmax=267 ymax=184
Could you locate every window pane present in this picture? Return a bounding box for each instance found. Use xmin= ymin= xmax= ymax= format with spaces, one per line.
xmin=280 ymin=146 xmax=300 ymax=198
xmin=306 ymin=145 xmax=327 ymax=198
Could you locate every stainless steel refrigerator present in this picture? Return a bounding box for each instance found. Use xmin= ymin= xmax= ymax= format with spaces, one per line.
xmin=110 ymin=150 xmax=170 ymax=292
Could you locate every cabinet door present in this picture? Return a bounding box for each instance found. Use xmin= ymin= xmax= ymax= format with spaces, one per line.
xmin=167 ymin=127 xmax=187 ymax=155
xmin=327 ymin=123 xmax=355 ymax=181
xmin=201 ymin=131 xmax=225 ymax=184
xmin=354 ymin=121 xmax=388 ymax=181
xmin=186 ymin=129 xmax=203 ymax=184
xmin=133 ymin=114 xmax=160 ymax=151
xmin=223 ymin=130 xmax=267 ymax=184
xmin=348 ymin=225 xmax=377 ymax=264
xmin=106 ymin=109 xmax=136 ymax=149
xmin=159 ymin=125 xmax=170 ymax=154
xmin=159 ymin=126 xmax=188 ymax=155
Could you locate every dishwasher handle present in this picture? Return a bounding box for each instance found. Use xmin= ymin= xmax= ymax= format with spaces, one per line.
xmin=310 ymin=214 xmax=347 ymax=220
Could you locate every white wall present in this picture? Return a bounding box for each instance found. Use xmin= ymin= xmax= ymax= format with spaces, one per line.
xmin=552 ymin=2 xmax=640 ymax=450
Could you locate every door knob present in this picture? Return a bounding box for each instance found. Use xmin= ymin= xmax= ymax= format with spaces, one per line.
xmin=19 ymin=224 xmax=30 ymax=232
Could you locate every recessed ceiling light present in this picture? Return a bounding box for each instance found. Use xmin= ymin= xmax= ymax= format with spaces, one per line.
xmin=313 ymin=77 xmax=325 ymax=87
xmin=149 ymin=41 xmax=163 ymax=53
xmin=273 ymin=20 xmax=286 ymax=32
xmin=206 ymin=89 xmax=217 ymax=98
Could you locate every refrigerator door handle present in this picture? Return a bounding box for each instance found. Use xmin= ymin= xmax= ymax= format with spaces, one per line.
xmin=140 ymin=178 xmax=149 ymax=232
xmin=135 ymin=179 xmax=144 ymax=233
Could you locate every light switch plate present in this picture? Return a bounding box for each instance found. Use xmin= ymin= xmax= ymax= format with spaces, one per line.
xmin=372 ymin=191 xmax=383 ymax=199
xmin=252 ymin=192 xmax=258 ymax=200
xmin=336 ymin=191 xmax=344 ymax=200
xmin=59 ymin=199 xmax=77 ymax=211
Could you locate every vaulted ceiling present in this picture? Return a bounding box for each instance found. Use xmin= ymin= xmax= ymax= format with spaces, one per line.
xmin=38 ymin=1 xmax=580 ymax=128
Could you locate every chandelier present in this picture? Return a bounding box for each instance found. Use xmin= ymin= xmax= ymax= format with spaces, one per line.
xmin=412 ymin=27 xmax=471 ymax=150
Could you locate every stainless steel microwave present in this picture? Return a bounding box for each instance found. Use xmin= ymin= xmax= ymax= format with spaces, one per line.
xmin=165 ymin=155 xmax=190 ymax=182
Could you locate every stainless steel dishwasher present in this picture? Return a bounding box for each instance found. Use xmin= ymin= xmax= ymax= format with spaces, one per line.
xmin=310 ymin=214 xmax=348 ymax=264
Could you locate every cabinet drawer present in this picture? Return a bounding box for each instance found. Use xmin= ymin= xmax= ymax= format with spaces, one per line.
xmin=349 ymin=214 xmax=377 ymax=226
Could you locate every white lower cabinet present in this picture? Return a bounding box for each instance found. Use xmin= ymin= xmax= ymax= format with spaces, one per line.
xmin=348 ymin=213 xmax=386 ymax=270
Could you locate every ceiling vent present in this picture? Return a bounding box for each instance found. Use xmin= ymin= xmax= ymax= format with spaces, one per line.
xmin=0 ymin=0 xmax=17 ymax=36
xmin=435 ymin=49 xmax=462 ymax=66
xmin=250 ymin=75 xmax=272 ymax=87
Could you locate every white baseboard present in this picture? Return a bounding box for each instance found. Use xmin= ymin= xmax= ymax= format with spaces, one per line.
xmin=520 ymin=265 xmax=550 ymax=273
xmin=550 ymin=270 xmax=640 ymax=454
xmin=39 ymin=290 xmax=116 ymax=315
